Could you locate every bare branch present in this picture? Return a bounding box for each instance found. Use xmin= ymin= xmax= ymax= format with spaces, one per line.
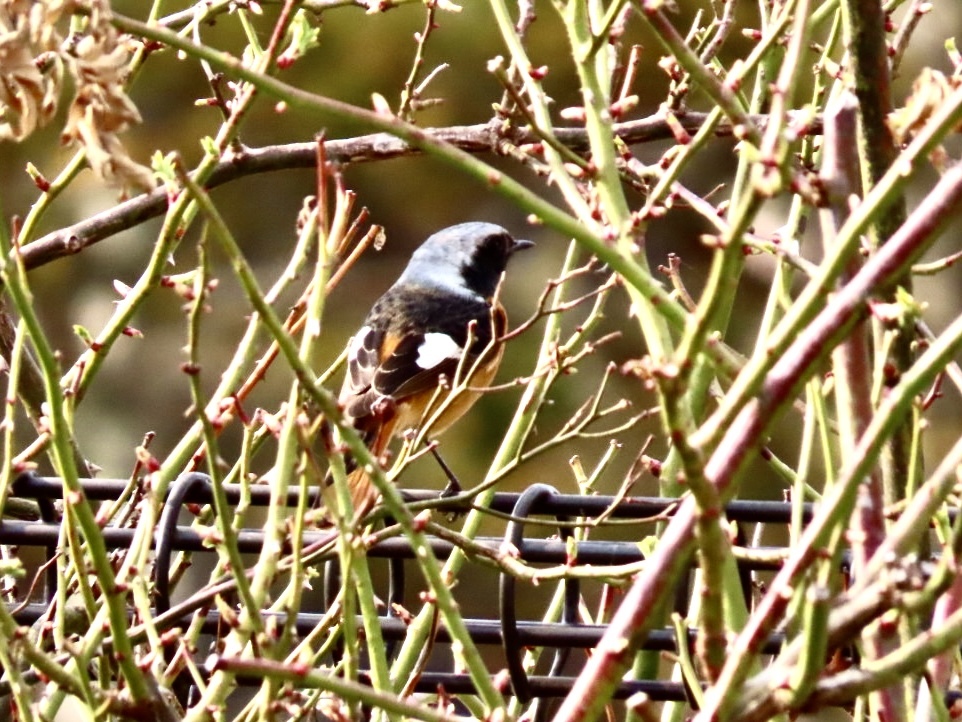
xmin=22 ymin=111 xmax=819 ymax=271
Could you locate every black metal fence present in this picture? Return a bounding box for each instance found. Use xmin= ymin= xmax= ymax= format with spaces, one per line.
xmin=4 ymin=472 xmax=819 ymax=708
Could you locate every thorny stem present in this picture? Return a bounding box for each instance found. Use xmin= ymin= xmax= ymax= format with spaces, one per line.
xmin=30 ymin=5 xmax=308 ymax=716
xmin=693 ymin=80 xmax=962 ymax=454
xmin=556 ymin=156 xmax=962 ymax=722
xmin=841 ymin=0 xmax=916 ymax=516
xmin=488 ymin=0 xmax=594 ymax=220
xmin=208 ymin=655 xmax=454 ymax=722
xmin=397 ymin=2 xmax=440 ymax=121
xmin=840 ymin=2 xmax=915 ymax=718
xmin=0 ymin=227 xmax=163 ymax=710
xmin=695 ymin=163 xmax=962 ymax=722
xmin=636 ymin=0 xmax=759 ymax=147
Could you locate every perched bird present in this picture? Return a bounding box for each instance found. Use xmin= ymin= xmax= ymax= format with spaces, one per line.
xmin=331 ymin=222 xmax=532 ymax=517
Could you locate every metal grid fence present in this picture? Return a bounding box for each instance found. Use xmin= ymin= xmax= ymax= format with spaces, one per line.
xmin=4 ymin=472 xmax=824 ymax=710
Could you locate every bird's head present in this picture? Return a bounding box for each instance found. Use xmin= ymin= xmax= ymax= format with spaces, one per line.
xmin=398 ymin=222 xmax=533 ymax=299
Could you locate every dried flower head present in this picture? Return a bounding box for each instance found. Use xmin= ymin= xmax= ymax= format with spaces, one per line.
xmin=888 ymin=68 xmax=962 ymax=146
xmin=60 ymin=1 xmax=152 ymax=192
xmin=0 ymin=0 xmax=65 ymax=141
xmin=0 ymin=0 xmax=153 ymax=193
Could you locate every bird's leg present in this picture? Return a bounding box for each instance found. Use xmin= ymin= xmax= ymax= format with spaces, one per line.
xmin=425 ymin=438 xmax=462 ymax=498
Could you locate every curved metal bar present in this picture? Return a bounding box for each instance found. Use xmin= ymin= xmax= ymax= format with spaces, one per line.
xmin=546 ymin=511 xmax=579 ymax=676
xmin=734 ymin=521 xmax=753 ymax=608
xmin=154 ymin=472 xmax=212 ymax=617
xmin=37 ymin=495 xmax=60 ymax=605
xmin=323 ymin=558 xmax=344 ymax=666
xmin=13 ymin=472 xmax=61 ymax=603
xmin=538 ymin=492 xmax=581 ymax=722
xmin=154 ymin=472 xmax=214 ymax=709
xmin=500 ymin=483 xmax=577 ymax=704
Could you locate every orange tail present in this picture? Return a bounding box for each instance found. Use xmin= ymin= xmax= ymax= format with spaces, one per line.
xmin=328 ymin=414 xmax=397 ymax=521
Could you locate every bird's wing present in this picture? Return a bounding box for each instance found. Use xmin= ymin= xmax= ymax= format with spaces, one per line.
xmin=374 ymin=331 xmax=466 ymax=399
xmin=340 ymin=325 xmax=467 ymax=425
xmin=339 ymin=325 xmax=387 ymax=435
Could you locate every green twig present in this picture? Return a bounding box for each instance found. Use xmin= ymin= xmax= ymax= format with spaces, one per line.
xmin=0 ymin=202 xmax=162 ymax=713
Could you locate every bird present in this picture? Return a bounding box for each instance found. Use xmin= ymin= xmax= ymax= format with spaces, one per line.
xmin=329 ymin=222 xmax=533 ymax=518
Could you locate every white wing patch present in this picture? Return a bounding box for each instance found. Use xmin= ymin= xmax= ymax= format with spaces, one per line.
xmin=416 ymin=333 xmax=462 ymax=370
xmin=348 ymin=326 xmax=371 ymax=358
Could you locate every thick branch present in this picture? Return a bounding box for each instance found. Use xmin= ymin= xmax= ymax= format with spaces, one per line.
xmin=21 ymin=112 xmax=817 ymax=271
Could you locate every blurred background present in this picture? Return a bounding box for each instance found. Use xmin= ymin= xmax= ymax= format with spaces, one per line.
xmin=5 ymin=4 xmax=962 ymax=703
xmin=3 ymin=0 xmax=962 ymax=507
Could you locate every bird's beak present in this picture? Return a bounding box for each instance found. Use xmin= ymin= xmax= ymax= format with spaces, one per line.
xmin=511 ymin=239 xmax=535 ymax=254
